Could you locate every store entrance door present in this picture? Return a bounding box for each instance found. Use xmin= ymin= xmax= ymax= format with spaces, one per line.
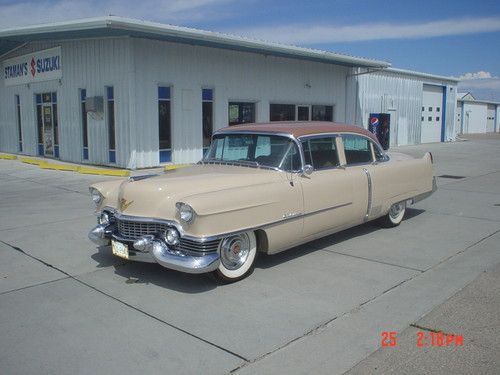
xmin=42 ymin=104 xmax=54 ymax=156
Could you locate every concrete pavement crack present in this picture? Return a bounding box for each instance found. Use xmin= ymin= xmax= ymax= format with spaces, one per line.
xmin=0 ymin=240 xmax=249 ymax=363
xmin=229 ymin=226 xmax=500 ymax=373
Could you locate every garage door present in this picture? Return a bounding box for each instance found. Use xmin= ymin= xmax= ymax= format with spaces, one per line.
xmin=421 ymin=85 xmax=443 ymax=143
xmin=486 ymin=105 xmax=495 ymax=133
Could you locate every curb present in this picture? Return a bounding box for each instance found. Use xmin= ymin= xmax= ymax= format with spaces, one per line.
xmin=2 ymin=153 xmax=130 ymax=176
xmin=0 ymin=153 xmax=17 ymax=160
xmin=1 ymin=153 xmax=187 ymax=176
xmin=164 ymin=164 xmax=190 ymax=171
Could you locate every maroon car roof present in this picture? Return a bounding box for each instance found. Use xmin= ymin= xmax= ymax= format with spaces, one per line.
xmin=215 ymin=121 xmax=380 ymax=144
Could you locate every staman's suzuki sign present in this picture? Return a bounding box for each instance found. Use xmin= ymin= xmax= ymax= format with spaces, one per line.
xmin=3 ymin=47 xmax=62 ymax=86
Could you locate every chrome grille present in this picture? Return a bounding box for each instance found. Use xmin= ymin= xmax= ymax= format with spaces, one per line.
xmin=117 ymin=219 xmax=168 ymax=239
xmin=115 ymin=218 xmax=220 ymax=253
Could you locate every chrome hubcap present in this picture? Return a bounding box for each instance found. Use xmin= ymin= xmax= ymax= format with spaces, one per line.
xmin=389 ymin=202 xmax=404 ymax=219
xmin=220 ymin=233 xmax=250 ymax=270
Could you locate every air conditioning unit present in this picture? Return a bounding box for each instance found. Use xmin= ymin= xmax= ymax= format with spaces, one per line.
xmin=85 ymin=96 xmax=104 ymax=113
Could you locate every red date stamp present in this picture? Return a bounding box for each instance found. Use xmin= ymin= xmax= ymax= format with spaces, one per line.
xmin=381 ymin=331 xmax=463 ymax=347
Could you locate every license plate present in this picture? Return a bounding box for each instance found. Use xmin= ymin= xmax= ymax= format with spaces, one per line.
xmin=112 ymin=240 xmax=129 ymax=260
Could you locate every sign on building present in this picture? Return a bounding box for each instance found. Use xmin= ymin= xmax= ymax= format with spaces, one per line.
xmin=3 ymin=47 xmax=62 ymax=86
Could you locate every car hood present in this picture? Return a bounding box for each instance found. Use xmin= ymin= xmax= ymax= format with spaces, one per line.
xmin=102 ymin=164 xmax=284 ymax=219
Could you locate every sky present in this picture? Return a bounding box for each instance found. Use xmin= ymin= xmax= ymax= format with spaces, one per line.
xmin=1 ymin=0 xmax=500 ymax=100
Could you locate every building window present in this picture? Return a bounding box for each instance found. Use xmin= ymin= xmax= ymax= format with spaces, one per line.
xmin=312 ymin=105 xmax=333 ymax=121
xmin=202 ymin=88 xmax=213 ymax=150
xmin=228 ymin=102 xmax=255 ymax=125
xmin=297 ymin=106 xmax=310 ymax=121
xmin=80 ymin=89 xmax=88 ymax=160
xmin=436 ymin=107 xmax=440 ymax=112
xmin=421 ymin=116 xmax=424 ymax=122
xmin=422 ymin=106 xmax=425 ymax=112
xmin=342 ymin=134 xmax=373 ymax=164
xmin=159 ymin=86 xmax=171 ymax=162
xmin=436 ymin=117 xmax=440 ymax=122
xmin=106 ymin=87 xmax=116 ymax=163
xmin=428 ymin=107 xmax=433 ymax=111
xmin=35 ymin=92 xmax=58 ymax=157
xmin=428 ymin=116 xmax=432 ymax=121
xmin=15 ymin=95 xmax=22 ymax=152
xmin=270 ymin=104 xmax=295 ymax=121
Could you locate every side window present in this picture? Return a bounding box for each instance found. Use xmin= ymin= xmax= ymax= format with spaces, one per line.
xmin=342 ymin=135 xmax=373 ymax=164
xmin=301 ymin=137 xmax=339 ymax=170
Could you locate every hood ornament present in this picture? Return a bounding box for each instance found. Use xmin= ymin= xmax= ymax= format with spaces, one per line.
xmin=119 ymin=198 xmax=134 ymax=212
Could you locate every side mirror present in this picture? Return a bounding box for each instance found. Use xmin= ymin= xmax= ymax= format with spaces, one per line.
xmin=302 ymin=164 xmax=313 ymax=176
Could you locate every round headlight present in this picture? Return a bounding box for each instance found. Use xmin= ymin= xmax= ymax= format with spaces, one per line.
xmin=176 ymin=202 xmax=195 ymax=224
xmin=89 ymin=187 xmax=103 ymax=206
xmin=164 ymin=228 xmax=180 ymax=246
xmin=98 ymin=212 xmax=110 ymax=225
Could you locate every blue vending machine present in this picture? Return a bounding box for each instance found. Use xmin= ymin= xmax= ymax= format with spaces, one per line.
xmin=368 ymin=113 xmax=390 ymax=150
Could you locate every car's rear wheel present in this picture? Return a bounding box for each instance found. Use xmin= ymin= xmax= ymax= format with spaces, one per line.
xmin=378 ymin=201 xmax=406 ymax=228
xmin=213 ymin=231 xmax=257 ymax=283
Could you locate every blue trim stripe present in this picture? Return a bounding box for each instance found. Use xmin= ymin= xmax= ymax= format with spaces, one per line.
xmin=440 ymin=86 xmax=447 ymax=142
xmin=159 ymin=150 xmax=171 ymax=163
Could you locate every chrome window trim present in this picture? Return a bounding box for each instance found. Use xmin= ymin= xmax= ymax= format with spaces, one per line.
xmin=298 ymin=134 xmax=342 ymax=171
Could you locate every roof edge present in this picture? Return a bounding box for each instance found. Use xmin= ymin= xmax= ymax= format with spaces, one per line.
xmin=0 ymin=16 xmax=390 ymax=69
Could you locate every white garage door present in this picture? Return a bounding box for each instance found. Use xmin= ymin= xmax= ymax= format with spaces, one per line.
xmin=486 ymin=105 xmax=495 ymax=133
xmin=421 ymin=85 xmax=443 ymax=143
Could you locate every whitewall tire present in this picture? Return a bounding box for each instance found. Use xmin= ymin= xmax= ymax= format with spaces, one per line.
xmin=378 ymin=201 xmax=406 ymax=228
xmin=214 ymin=231 xmax=258 ymax=283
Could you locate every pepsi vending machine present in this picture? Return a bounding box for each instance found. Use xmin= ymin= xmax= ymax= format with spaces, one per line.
xmin=368 ymin=113 xmax=390 ymax=150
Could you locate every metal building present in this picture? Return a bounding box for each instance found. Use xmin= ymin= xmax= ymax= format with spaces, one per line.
xmin=456 ymin=93 xmax=499 ymax=134
xmin=1 ymin=17 xmax=459 ymax=169
xmin=347 ymin=68 xmax=459 ymax=146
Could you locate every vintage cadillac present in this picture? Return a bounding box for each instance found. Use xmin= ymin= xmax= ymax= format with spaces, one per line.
xmin=88 ymin=122 xmax=436 ymax=282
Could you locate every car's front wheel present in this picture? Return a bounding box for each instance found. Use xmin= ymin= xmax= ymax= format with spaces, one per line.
xmin=378 ymin=201 xmax=406 ymax=228
xmin=213 ymin=231 xmax=257 ymax=283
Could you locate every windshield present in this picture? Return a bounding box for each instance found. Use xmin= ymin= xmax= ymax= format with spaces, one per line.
xmin=203 ymin=133 xmax=301 ymax=171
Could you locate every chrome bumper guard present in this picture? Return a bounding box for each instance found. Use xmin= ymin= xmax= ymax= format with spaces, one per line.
xmin=88 ymin=224 xmax=220 ymax=274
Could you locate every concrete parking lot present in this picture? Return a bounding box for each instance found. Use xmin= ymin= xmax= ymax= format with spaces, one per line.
xmin=1 ymin=135 xmax=499 ymax=375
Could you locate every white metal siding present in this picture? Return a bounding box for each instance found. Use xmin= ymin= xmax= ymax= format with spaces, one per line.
xmin=486 ymin=104 xmax=495 ymax=133
xmin=0 ymin=38 xmax=135 ymax=168
xmin=462 ymin=102 xmax=488 ymax=134
xmin=131 ymin=38 xmax=349 ymax=168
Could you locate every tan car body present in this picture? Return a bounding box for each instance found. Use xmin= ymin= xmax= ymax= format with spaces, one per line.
xmin=90 ymin=124 xmax=435 ymax=259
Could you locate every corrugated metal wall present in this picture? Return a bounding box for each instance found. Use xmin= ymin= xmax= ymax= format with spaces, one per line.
xmin=0 ymin=38 xmax=135 ymax=168
xmin=348 ymin=69 xmax=457 ymax=146
xmin=1 ymin=36 xmax=460 ymax=168
xmin=131 ymin=38 xmax=349 ymax=167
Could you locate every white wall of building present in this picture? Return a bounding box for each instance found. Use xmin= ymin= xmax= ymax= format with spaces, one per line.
xmin=131 ymin=38 xmax=349 ymax=167
xmin=461 ymin=102 xmax=488 ymax=134
xmin=0 ymin=37 xmax=135 ymax=167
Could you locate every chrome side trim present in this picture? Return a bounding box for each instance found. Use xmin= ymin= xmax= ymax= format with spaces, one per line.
xmin=363 ymin=168 xmax=372 ymax=221
xmin=101 ymin=202 xmax=352 ymax=244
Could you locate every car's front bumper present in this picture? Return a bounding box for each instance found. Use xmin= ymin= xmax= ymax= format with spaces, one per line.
xmin=88 ymin=223 xmax=221 ymax=274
